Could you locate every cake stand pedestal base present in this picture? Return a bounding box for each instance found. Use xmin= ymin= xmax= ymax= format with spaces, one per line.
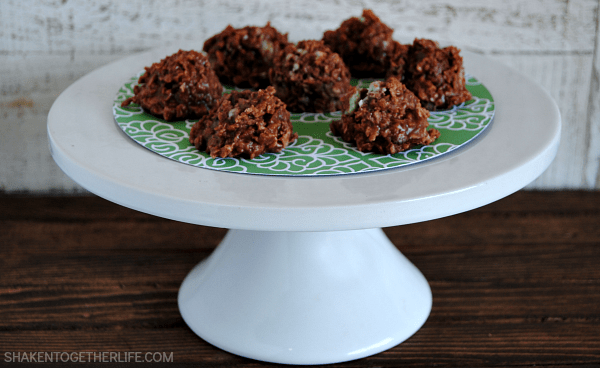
xmin=178 ymin=228 xmax=432 ymax=365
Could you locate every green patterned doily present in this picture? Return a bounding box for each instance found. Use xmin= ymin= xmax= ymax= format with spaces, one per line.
xmin=113 ymin=74 xmax=494 ymax=176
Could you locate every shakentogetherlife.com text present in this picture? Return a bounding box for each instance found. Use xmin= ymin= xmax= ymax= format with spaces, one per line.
xmin=4 ymin=351 xmax=174 ymax=363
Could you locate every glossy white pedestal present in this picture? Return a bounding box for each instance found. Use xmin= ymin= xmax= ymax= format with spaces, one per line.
xmin=179 ymin=229 xmax=431 ymax=365
xmin=48 ymin=46 xmax=560 ymax=365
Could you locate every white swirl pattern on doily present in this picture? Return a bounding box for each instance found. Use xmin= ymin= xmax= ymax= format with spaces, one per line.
xmin=428 ymin=96 xmax=494 ymax=131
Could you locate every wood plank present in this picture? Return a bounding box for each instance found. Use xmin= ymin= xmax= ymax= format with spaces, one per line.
xmin=1 ymin=279 xmax=597 ymax=328
xmin=1 ymin=192 xmax=599 ymax=365
xmin=1 ymin=325 xmax=599 ymax=366
xmin=0 ymin=53 xmax=122 ymax=193
xmin=2 ymin=0 xmax=596 ymax=53
xmin=490 ymin=54 xmax=595 ymax=188
xmin=1 ymin=0 xmax=599 ymax=192
xmin=585 ymin=4 xmax=600 ymax=188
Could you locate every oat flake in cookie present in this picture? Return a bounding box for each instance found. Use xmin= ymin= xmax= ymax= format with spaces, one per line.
xmin=203 ymin=23 xmax=289 ymax=89
xmin=269 ymin=40 xmax=356 ymax=113
xmin=189 ymin=87 xmax=298 ymax=159
xmin=331 ymin=77 xmax=440 ymax=155
xmin=403 ymin=38 xmax=472 ymax=111
xmin=121 ymin=50 xmax=222 ymax=121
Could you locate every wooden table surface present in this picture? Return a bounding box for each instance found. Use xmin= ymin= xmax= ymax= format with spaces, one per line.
xmin=1 ymin=191 xmax=599 ymax=367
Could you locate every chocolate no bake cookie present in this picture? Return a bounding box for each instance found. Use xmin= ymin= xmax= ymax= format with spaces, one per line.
xmin=203 ymin=23 xmax=289 ymax=89
xmin=269 ymin=40 xmax=356 ymax=113
xmin=323 ymin=9 xmax=408 ymax=78
xmin=121 ymin=50 xmax=223 ymax=121
xmin=403 ymin=38 xmax=472 ymax=111
xmin=189 ymin=86 xmax=297 ymax=159
xmin=330 ymin=77 xmax=440 ymax=154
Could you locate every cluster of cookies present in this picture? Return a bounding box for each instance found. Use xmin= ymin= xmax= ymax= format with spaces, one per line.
xmin=122 ymin=9 xmax=472 ymax=158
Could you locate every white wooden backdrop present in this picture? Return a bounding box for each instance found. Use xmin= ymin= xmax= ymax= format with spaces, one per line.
xmin=1 ymin=0 xmax=599 ymax=193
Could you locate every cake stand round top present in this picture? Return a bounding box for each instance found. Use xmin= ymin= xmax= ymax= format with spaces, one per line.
xmin=48 ymin=47 xmax=560 ymax=232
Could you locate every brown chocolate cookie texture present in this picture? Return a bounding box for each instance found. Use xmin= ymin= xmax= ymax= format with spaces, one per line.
xmin=203 ymin=23 xmax=289 ymax=89
xmin=269 ymin=40 xmax=356 ymax=113
xmin=404 ymin=38 xmax=472 ymax=111
xmin=121 ymin=50 xmax=222 ymax=121
xmin=385 ymin=42 xmax=410 ymax=80
xmin=322 ymin=9 xmax=408 ymax=78
xmin=189 ymin=86 xmax=298 ymax=159
xmin=330 ymin=77 xmax=440 ymax=155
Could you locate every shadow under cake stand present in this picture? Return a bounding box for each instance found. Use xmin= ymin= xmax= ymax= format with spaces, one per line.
xmin=47 ymin=48 xmax=560 ymax=365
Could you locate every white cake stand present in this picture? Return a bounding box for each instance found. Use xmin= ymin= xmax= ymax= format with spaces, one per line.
xmin=47 ymin=47 xmax=560 ymax=365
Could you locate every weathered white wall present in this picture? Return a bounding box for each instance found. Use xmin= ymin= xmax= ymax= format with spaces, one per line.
xmin=1 ymin=0 xmax=599 ymax=193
